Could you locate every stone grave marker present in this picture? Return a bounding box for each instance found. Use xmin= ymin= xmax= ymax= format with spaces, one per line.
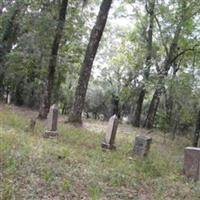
xmin=184 ymin=147 xmax=200 ymax=181
xmin=7 ymin=93 xmax=11 ymax=105
xmin=133 ymin=135 xmax=152 ymax=158
xmin=43 ymin=104 xmax=59 ymax=138
xmin=101 ymin=114 xmax=118 ymax=150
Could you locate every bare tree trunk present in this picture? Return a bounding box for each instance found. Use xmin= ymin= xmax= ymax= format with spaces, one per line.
xmin=112 ymin=95 xmax=120 ymax=118
xmin=165 ymin=90 xmax=173 ymax=130
xmin=68 ymin=0 xmax=112 ymax=124
xmin=133 ymin=0 xmax=155 ymax=127
xmin=144 ymin=87 xmax=163 ymax=129
xmin=38 ymin=0 xmax=68 ymax=119
xmin=133 ymin=88 xmax=145 ymax=127
xmin=165 ymin=62 xmax=180 ymax=132
xmin=192 ymin=110 xmax=200 ymax=147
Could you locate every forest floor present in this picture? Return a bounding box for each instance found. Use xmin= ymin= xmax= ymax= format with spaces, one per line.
xmin=0 ymin=103 xmax=200 ymax=200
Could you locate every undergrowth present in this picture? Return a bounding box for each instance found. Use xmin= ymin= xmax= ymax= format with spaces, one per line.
xmin=0 ymin=107 xmax=200 ymax=200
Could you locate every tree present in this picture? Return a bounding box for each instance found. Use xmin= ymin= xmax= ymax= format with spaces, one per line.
xmin=68 ymin=0 xmax=113 ymax=124
xmin=38 ymin=0 xmax=68 ymax=119
xmin=132 ymin=0 xmax=155 ymax=127
xmin=0 ymin=1 xmax=22 ymax=98
xmin=144 ymin=0 xmax=198 ymax=129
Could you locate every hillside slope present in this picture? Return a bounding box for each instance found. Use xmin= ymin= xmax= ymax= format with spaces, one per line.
xmin=0 ymin=104 xmax=199 ymax=200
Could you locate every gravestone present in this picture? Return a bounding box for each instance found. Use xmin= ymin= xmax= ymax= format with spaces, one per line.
xmin=7 ymin=93 xmax=11 ymax=105
xmin=101 ymin=114 xmax=118 ymax=150
xmin=133 ymin=135 xmax=152 ymax=158
xmin=43 ymin=104 xmax=59 ymax=138
xmin=184 ymin=147 xmax=200 ymax=181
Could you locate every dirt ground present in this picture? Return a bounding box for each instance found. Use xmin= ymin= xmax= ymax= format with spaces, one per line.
xmin=0 ymin=103 xmax=148 ymax=136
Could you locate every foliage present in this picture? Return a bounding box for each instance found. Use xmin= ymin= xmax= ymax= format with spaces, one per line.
xmin=0 ymin=0 xmax=200 ymax=134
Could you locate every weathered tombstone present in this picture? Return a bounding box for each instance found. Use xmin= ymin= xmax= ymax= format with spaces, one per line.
xmin=101 ymin=114 xmax=118 ymax=150
xmin=82 ymin=112 xmax=88 ymax=119
xmin=99 ymin=114 xmax=104 ymax=121
xmin=133 ymin=135 xmax=152 ymax=158
xmin=43 ymin=104 xmax=59 ymax=138
xmin=7 ymin=93 xmax=11 ymax=105
xmin=184 ymin=147 xmax=200 ymax=181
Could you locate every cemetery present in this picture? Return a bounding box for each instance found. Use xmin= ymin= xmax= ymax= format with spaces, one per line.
xmin=1 ymin=104 xmax=200 ymax=199
xmin=1 ymin=0 xmax=200 ymax=199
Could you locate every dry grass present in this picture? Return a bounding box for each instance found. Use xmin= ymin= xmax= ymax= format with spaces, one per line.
xmin=0 ymin=104 xmax=200 ymax=200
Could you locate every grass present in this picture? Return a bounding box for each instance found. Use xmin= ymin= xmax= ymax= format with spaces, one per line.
xmin=0 ymin=105 xmax=200 ymax=199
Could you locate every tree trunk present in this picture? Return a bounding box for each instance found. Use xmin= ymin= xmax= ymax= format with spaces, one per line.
xmin=192 ymin=110 xmax=200 ymax=147
xmin=68 ymin=0 xmax=112 ymax=124
xmin=165 ymin=62 xmax=180 ymax=132
xmin=144 ymin=87 xmax=162 ymax=129
xmin=38 ymin=0 xmax=68 ymax=119
xmin=132 ymin=0 xmax=155 ymax=127
xmin=144 ymin=11 xmax=185 ymax=129
xmin=165 ymin=91 xmax=173 ymax=130
xmin=133 ymin=88 xmax=145 ymax=127
xmin=15 ymin=81 xmax=24 ymax=106
xmin=112 ymin=95 xmax=120 ymax=118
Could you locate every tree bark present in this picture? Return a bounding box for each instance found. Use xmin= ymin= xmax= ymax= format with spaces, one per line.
xmin=68 ymin=0 xmax=112 ymax=124
xmin=165 ymin=62 xmax=180 ymax=132
xmin=165 ymin=90 xmax=173 ymax=130
xmin=132 ymin=0 xmax=155 ymax=127
xmin=133 ymin=88 xmax=145 ymax=127
xmin=192 ymin=110 xmax=200 ymax=147
xmin=144 ymin=87 xmax=163 ymax=129
xmin=38 ymin=0 xmax=68 ymax=119
xmin=15 ymin=81 xmax=24 ymax=106
xmin=112 ymin=95 xmax=120 ymax=118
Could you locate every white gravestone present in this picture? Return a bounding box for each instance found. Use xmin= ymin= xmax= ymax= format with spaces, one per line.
xmin=101 ymin=115 xmax=118 ymax=150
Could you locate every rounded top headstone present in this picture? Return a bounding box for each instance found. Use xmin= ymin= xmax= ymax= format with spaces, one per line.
xmin=51 ymin=104 xmax=58 ymax=110
xmin=111 ymin=114 xmax=118 ymax=119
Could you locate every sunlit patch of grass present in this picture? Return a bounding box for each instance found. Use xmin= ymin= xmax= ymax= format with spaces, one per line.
xmin=88 ymin=185 xmax=102 ymax=200
xmin=59 ymin=178 xmax=72 ymax=192
xmin=0 ymin=111 xmax=27 ymax=131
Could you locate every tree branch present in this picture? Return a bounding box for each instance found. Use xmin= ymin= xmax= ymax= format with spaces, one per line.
xmin=154 ymin=15 xmax=169 ymax=55
xmin=170 ymin=44 xmax=200 ymax=64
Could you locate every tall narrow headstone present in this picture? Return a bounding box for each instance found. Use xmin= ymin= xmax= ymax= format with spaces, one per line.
xmin=7 ymin=93 xmax=11 ymax=105
xmin=101 ymin=115 xmax=118 ymax=150
xmin=184 ymin=147 xmax=200 ymax=181
xmin=133 ymin=135 xmax=152 ymax=158
xmin=43 ymin=104 xmax=59 ymax=138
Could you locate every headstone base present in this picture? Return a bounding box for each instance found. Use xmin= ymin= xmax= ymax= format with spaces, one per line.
xmin=101 ymin=142 xmax=116 ymax=150
xmin=43 ymin=130 xmax=58 ymax=138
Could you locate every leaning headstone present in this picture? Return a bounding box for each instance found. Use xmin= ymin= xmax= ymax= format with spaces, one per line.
xmin=101 ymin=115 xmax=118 ymax=150
xmin=184 ymin=147 xmax=200 ymax=181
xmin=133 ymin=135 xmax=152 ymax=158
xmin=43 ymin=104 xmax=59 ymax=138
